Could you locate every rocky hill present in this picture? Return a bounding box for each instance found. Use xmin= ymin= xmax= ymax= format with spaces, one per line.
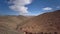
xmin=0 ymin=15 xmax=34 ymax=31
xmin=1 ymin=10 xmax=60 ymax=34
xmin=19 ymin=10 xmax=60 ymax=34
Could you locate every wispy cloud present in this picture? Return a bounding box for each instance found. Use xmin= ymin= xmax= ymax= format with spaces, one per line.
xmin=43 ymin=7 xmax=53 ymax=11
xmin=8 ymin=0 xmax=32 ymax=15
xmin=56 ymin=6 xmax=60 ymax=8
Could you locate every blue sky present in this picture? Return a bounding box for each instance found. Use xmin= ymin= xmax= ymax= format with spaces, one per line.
xmin=0 ymin=0 xmax=60 ymax=16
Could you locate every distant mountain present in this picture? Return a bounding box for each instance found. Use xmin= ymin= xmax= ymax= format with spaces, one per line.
xmin=20 ymin=10 xmax=60 ymax=33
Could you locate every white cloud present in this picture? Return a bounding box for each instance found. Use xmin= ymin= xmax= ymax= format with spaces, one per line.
xmin=43 ymin=7 xmax=52 ymax=11
xmin=8 ymin=0 xmax=32 ymax=15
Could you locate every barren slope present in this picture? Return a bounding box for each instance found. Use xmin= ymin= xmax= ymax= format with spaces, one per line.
xmin=0 ymin=15 xmax=32 ymax=30
xmin=20 ymin=10 xmax=60 ymax=33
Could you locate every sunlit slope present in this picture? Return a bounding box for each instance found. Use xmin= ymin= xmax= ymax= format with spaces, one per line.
xmin=0 ymin=15 xmax=31 ymax=30
xmin=20 ymin=10 xmax=60 ymax=33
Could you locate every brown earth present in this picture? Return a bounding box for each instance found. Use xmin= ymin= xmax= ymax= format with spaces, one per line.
xmin=19 ymin=10 xmax=60 ymax=34
xmin=0 ymin=25 xmax=20 ymax=34
xmin=0 ymin=10 xmax=60 ymax=34
xmin=0 ymin=15 xmax=32 ymax=30
xmin=0 ymin=15 xmax=34 ymax=34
